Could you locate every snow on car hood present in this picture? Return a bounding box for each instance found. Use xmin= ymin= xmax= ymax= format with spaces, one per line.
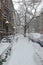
xmin=28 ymin=33 xmax=41 ymax=39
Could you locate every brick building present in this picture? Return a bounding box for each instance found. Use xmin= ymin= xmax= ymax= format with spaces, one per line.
xmin=0 ymin=0 xmax=15 ymax=39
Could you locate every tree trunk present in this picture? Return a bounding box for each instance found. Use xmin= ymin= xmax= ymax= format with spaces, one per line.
xmin=24 ymin=12 xmax=26 ymax=37
xmin=24 ymin=25 xmax=26 ymax=37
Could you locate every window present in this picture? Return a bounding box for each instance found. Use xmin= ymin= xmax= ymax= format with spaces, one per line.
xmin=5 ymin=0 xmax=8 ymax=7
xmin=4 ymin=9 xmax=8 ymax=16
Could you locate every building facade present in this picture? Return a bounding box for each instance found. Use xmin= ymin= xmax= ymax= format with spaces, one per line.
xmin=0 ymin=0 xmax=15 ymax=39
xmin=37 ymin=12 xmax=43 ymax=33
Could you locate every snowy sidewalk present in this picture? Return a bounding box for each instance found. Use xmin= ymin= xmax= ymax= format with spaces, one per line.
xmin=7 ymin=35 xmax=36 ymax=65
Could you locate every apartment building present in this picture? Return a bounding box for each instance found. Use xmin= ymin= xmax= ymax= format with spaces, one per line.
xmin=0 ymin=0 xmax=15 ymax=39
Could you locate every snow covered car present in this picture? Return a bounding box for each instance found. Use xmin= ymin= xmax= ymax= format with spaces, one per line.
xmin=28 ymin=33 xmax=41 ymax=42
xmin=38 ymin=34 xmax=43 ymax=47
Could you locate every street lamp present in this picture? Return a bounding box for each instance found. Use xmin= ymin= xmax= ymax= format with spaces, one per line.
xmin=5 ymin=21 xmax=9 ymax=24
xmin=12 ymin=26 xmax=16 ymax=39
xmin=13 ymin=26 xmax=16 ymax=33
xmin=13 ymin=26 xmax=16 ymax=29
xmin=5 ymin=21 xmax=9 ymax=35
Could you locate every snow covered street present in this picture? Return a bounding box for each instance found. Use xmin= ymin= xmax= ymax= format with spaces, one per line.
xmin=6 ymin=35 xmax=37 ymax=65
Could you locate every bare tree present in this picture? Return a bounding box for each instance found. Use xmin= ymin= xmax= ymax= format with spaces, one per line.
xmin=13 ymin=0 xmax=41 ymax=37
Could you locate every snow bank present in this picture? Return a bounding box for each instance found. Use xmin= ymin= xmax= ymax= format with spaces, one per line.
xmin=33 ymin=42 xmax=43 ymax=65
xmin=0 ymin=43 xmax=10 ymax=55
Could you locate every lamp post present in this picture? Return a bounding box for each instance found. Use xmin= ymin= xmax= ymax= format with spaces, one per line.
xmin=13 ymin=26 xmax=16 ymax=35
xmin=13 ymin=26 xmax=16 ymax=38
xmin=5 ymin=21 xmax=9 ymax=36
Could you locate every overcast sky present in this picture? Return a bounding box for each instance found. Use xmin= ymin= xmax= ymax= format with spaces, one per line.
xmin=12 ymin=0 xmax=20 ymax=10
xmin=12 ymin=0 xmax=43 ymax=14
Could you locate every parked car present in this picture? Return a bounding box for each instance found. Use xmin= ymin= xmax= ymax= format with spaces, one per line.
xmin=28 ymin=33 xmax=41 ymax=42
xmin=38 ymin=34 xmax=43 ymax=47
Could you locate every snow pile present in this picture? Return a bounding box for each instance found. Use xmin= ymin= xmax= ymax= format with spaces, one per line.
xmin=33 ymin=42 xmax=43 ymax=65
xmin=0 ymin=42 xmax=11 ymax=65
xmin=0 ymin=43 xmax=10 ymax=55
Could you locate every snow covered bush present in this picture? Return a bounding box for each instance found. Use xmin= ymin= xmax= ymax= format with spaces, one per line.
xmin=0 ymin=47 xmax=11 ymax=65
